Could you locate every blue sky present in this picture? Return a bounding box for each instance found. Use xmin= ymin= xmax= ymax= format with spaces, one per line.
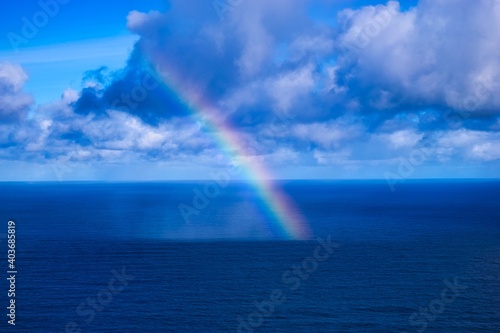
xmin=1 ymin=0 xmax=499 ymax=181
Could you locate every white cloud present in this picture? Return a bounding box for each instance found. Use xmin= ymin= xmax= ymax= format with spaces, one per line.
xmin=379 ymin=129 xmax=424 ymax=149
xmin=0 ymin=62 xmax=33 ymax=121
xmin=266 ymin=64 xmax=315 ymax=114
xmin=3 ymin=1 xmax=500 ymax=179
xmin=291 ymin=120 xmax=362 ymax=149
xmin=126 ymin=10 xmax=165 ymax=34
xmin=313 ymin=148 xmax=352 ymax=165
xmin=336 ymin=0 xmax=500 ymax=114
xmin=289 ymin=32 xmax=335 ymax=61
xmin=438 ymin=129 xmax=500 ymax=161
xmin=0 ymin=62 xmax=28 ymax=91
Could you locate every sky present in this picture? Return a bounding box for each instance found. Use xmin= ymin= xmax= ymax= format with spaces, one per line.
xmin=0 ymin=0 xmax=499 ymax=181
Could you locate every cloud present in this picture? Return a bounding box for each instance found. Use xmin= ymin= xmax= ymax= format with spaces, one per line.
xmin=438 ymin=129 xmax=500 ymax=162
xmin=126 ymin=10 xmax=165 ymax=34
xmin=0 ymin=62 xmax=33 ymax=122
xmin=313 ymin=148 xmax=352 ymax=165
xmin=122 ymin=0 xmax=330 ymax=113
xmin=33 ymin=102 xmax=218 ymax=164
xmin=70 ymin=53 xmax=191 ymax=124
xmin=378 ymin=129 xmax=423 ymax=149
xmin=291 ymin=120 xmax=363 ymax=149
xmin=2 ymin=0 xmax=500 ymax=179
xmin=334 ymin=0 xmax=500 ymax=118
xmin=265 ymin=64 xmax=316 ymax=115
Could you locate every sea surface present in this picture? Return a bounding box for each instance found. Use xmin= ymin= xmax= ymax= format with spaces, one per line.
xmin=0 ymin=180 xmax=498 ymax=332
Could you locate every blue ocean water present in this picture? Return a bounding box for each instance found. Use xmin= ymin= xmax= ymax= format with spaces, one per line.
xmin=0 ymin=180 xmax=499 ymax=332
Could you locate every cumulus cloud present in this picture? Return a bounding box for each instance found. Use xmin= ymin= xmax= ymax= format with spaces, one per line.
xmin=126 ymin=10 xmax=165 ymax=34
xmin=3 ymin=0 xmax=500 ymax=177
xmin=0 ymin=62 xmax=33 ymax=122
xmin=265 ymin=65 xmax=316 ymax=115
xmin=33 ymin=100 xmax=218 ymax=164
xmin=334 ymin=0 xmax=500 ymax=117
xmin=64 ymin=0 xmax=345 ymax=167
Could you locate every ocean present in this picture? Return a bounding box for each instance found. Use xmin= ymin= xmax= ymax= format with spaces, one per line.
xmin=0 ymin=180 xmax=498 ymax=332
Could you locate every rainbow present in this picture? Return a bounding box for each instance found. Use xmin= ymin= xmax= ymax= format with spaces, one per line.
xmin=144 ymin=53 xmax=312 ymax=240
